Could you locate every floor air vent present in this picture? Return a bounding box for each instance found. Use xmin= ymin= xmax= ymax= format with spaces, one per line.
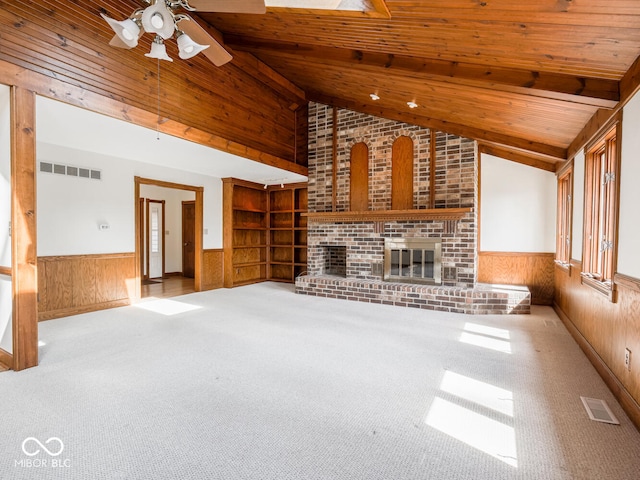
xmin=580 ymin=396 xmax=620 ymax=425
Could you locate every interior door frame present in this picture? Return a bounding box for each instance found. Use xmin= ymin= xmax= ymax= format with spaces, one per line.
xmin=146 ymin=198 xmax=166 ymax=279
xmin=134 ymin=176 xmax=204 ymax=300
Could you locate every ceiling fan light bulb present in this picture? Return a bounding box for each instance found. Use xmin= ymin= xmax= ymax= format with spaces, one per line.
xmin=151 ymin=13 xmax=164 ymax=29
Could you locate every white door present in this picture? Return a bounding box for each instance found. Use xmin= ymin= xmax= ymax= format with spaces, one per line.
xmin=148 ymin=200 xmax=164 ymax=279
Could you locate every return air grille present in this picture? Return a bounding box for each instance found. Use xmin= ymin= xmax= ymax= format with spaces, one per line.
xmin=580 ymin=396 xmax=620 ymax=425
xmin=40 ymin=161 xmax=101 ymax=181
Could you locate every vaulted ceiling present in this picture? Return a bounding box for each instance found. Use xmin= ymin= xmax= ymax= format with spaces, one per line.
xmin=199 ymin=0 xmax=640 ymax=170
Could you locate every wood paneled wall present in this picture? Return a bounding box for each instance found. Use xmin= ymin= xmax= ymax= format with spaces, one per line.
xmin=0 ymin=0 xmax=306 ymax=170
xmin=202 ymin=249 xmax=224 ymax=291
xmin=555 ymin=262 xmax=640 ymax=430
xmin=478 ymin=252 xmax=555 ymax=305
xmin=38 ymin=253 xmax=135 ymax=321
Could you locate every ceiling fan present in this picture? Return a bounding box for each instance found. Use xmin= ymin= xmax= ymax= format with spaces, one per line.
xmin=101 ymin=0 xmax=266 ymax=66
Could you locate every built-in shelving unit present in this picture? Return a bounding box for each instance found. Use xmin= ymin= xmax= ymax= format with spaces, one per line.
xmin=268 ymin=183 xmax=308 ymax=283
xmin=223 ymin=178 xmax=268 ymax=287
xmin=223 ymin=178 xmax=307 ymax=287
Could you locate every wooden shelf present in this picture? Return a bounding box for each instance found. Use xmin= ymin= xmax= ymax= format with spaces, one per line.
xmin=303 ymin=208 xmax=472 ymax=223
xmin=224 ymin=179 xmax=307 ymax=287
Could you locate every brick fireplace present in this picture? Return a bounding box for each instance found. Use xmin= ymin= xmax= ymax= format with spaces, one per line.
xmin=295 ymin=104 xmax=530 ymax=314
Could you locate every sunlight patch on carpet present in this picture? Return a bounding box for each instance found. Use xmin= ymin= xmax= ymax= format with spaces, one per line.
xmin=426 ymin=397 xmax=518 ymax=467
xmin=440 ymin=371 xmax=514 ymax=417
xmin=459 ymin=322 xmax=512 ymax=354
xmin=133 ymin=298 xmax=202 ymax=316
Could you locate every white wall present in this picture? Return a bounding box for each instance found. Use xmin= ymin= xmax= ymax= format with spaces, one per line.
xmin=37 ymin=143 xmax=222 ymax=256
xmin=480 ymin=153 xmax=556 ymax=252
xmin=140 ymin=184 xmax=195 ymax=274
xmin=618 ymin=92 xmax=640 ymax=278
xmin=571 ymin=150 xmax=585 ymax=262
xmin=0 ymin=84 xmax=11 ymax=353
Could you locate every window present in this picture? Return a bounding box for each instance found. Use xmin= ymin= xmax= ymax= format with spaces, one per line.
xmin=556 ymin=164 xmax=573 ymax=266
xmin=582 ymin=120 xmax=620 ymax=297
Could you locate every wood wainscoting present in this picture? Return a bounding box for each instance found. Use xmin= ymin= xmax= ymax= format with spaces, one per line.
xmin=477 ymin=252 xmax=555 ymax=305
xmin=38 ymin=253 xmax=135 ymax=321
xmin=202 ymin=249 xmax=224 ymax=291
xmin=555 ymin=261 xmax=640 ymax=430
xmin=0 ymin=348 xmax=12 ymax=370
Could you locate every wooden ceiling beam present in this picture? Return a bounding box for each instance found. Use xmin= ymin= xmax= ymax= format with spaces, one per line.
xmin=309 ymin=92 xmax=567 ymax=160
xmin=478 ymin=144 xmax=560 ymax=172
xmin=568 ymin=53 xmax=640 ymax=159
xmin=227 ymin=36 xmax=619 ymax=109
xmin=192 ymin=16 xmax=307 ymax=109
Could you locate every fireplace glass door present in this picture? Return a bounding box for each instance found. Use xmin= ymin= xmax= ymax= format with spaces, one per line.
xmin=385 ymin=238 xmax=442 ymax=285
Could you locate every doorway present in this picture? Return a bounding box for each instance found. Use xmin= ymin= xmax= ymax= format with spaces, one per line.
xmin=135 ymin=177 xmax=203 ymax=300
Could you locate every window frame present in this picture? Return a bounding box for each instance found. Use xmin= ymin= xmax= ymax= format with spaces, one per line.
xmin=581 ymin=115 xmax=621 ymax=300
xmin=555 ymin=161 xmax=573 ymax=269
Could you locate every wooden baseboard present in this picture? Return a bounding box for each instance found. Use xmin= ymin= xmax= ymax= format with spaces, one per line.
xmin=554 ymin=303 xmax=640 ymax=431
xmin=0 ymin=348 xmax=12 ymax=370
xmin=39 ymin=299 xmax=131 ymax=321
xmin=164 ymin=272 xmax=183 ymax=277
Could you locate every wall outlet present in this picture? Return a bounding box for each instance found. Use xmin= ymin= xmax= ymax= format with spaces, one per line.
xmin=625 ymin=348 xmax=632 ymax=371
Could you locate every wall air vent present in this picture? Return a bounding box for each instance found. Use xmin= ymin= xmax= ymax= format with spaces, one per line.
xmin=39 ymin=162 xmax=101 ymax=181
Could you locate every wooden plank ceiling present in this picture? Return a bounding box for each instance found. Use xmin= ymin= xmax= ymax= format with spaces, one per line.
xmin=199 ymin=0 xmax=640 ymax=169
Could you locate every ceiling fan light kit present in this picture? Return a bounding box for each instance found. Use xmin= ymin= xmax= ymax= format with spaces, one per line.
xmin=101 ymin=0 xmax=266 ymax=65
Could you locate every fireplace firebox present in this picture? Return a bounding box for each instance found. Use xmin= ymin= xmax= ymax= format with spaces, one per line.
xmin=384 ymin=238 xmax=442 ymax=285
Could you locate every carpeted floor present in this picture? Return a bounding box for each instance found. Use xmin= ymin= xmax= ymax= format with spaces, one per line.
xmin=1 ymin=282 xmax=639 ymax=479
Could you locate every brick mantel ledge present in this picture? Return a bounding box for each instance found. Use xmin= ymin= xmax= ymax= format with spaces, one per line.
xmin=303 ymin=208 xmax=472 ymax=223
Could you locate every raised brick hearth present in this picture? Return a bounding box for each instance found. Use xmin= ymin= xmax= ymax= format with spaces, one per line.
xmin=296 ymin=276 xmax=530 ymax=315
xmin=295 ymin=104 xmax=530 ymax=314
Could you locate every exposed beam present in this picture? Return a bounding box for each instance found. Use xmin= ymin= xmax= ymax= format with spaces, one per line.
xmin=309 ymin=92 xmax=567 ymax=160
xmin=227 ymin=36 xmax=619 ymax=109
xmin=478 ymin=144 xmax=559 ymax=172
xmin=0 ymin=60 xmax=307 ymax=176
xmin=569 ymin=53 xmax=640 ymax=159
xmin=193 ymin=16 xmax=307 ymax=109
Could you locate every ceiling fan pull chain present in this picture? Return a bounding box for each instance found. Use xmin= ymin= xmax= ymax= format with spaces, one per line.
xmin=157 ymin=57 xmax=161 ymax=141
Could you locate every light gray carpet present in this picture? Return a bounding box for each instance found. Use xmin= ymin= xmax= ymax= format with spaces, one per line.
xmin=1 ymin=282 xmax=639 ymax=479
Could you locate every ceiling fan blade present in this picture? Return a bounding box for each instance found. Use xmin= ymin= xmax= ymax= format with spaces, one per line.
xmin=187 ymin=0 xmax=266 ymax=14
xmin=179 ymin=19 xmax=233 ymax=66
